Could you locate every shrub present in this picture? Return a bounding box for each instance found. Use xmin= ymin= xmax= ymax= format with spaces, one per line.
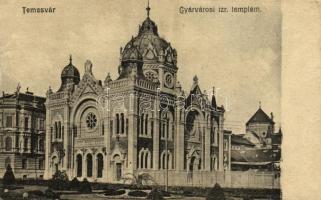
xmin=1 ymin=191 xmax=22 ymax=200
xmin=128 ymin=190 xmax=148 ymax=197
xmin=104 ymin=189 xmax=126 ymax=196
xmin=79 ymin=178 xmax=92 ymax=194
xmin=3 ymin=164 xmax=15 ymax=186
xmin=183 ymin=190 xmax=194 ymax=197
xmin=28 ymin=190 xmax=45 ymax=197
xmin=45 ymin=189 xmax=60 ymax=199
xmin=206 ymin=183 xmax=225 ymax=200
xmin=161 ymin=190 xmax=171 ymax=197
xmin=49 ymin=170 xmax=69 ymax=190
xmin=69 ymin=177 xmax=80 ymax=190
xmin=146 ymin=188 xmax=164 ymax=200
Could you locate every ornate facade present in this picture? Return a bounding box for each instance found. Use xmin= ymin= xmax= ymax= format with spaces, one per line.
xmin=44 ymin=5 xmax=229 ymax=183
xmin=0 ymin=89 xmax=46 ymax=179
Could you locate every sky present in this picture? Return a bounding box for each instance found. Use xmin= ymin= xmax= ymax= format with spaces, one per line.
xmin=0 ymin=0 xmax=281 ymax=133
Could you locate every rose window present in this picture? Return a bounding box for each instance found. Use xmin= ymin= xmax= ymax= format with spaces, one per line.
xmin=144 ymin=71 xmax=158 ymax=82
xmin=86 ymin=112 xmax=97 ymax=129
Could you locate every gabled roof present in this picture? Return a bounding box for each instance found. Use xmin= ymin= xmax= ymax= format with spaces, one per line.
xmin=246 ymin=108 xmax=274 ymax=125
xmin=231 ymin=134 xmax=255 ymax=147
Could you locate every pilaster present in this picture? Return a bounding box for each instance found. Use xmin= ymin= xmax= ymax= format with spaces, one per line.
xmin=175 ymin=108 xmax=184 ymax=170
xmin=153 ymin=98 xmax=160 ymax=170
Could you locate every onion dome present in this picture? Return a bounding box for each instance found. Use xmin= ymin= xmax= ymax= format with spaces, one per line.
xmin=120 ymin=2 xmax=177 ymax=67
xmin=118 ymin=39 xmax=144 ymax=79
xmin=122 ymin=38 xmax=143 ymax=62
xmin=58 ymin=55 xmax=80 ymax=91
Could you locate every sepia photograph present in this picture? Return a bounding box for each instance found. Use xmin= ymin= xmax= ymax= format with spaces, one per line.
xmin=0 ymin=0 xmax=285 ymax=199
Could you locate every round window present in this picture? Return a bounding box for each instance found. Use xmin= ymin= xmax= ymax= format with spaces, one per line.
xmin=86 ymin=112 xmax=97 ymax=129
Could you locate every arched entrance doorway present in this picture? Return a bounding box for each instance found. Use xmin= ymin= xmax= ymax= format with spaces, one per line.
xmin=86 ymin=154 xmax=93 ymax=177
xmin=52 ymin=156 xmax=59 ymax=174
xmin=113 ymin=155 xmax=122 ymax=181
xmin=97 ymin=154 xmax=103 ymax=178
xmin=76 ymin=154 xmax=82 ymax=177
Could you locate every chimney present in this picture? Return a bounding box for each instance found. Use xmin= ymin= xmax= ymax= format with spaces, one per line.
xmin=270 ymin=112 xmax=274 ymax=121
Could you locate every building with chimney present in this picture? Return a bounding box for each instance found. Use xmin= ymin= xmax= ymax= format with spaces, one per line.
xmin=231 ymin=105 xmax=282 ymax=171
xmin=0 ymin=89 xmax=46 ymax=179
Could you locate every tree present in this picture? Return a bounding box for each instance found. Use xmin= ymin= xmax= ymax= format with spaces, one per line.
xmin=49 ymin=170 xmax=69 ymax=190
xmin=69 ymin=177 xmax=80 ymax=190
xmin=122 ymin=173 xmax=157 ymax=189
xmin=79 ymin=178 xmax=92 ymax=193
xmin=206 ymin=183 xmax=225 ymax=200
xmin=3 ymin=164 xmax=15 ymax=185
xmin=146 ymin=188 xmax=164 ymax=200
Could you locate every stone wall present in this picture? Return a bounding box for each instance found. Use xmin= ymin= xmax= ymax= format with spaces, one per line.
xmin=135 ymin=169 xmax=280 ymax=189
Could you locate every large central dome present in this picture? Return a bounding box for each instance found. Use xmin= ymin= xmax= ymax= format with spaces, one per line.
xmin=121 ymin=6 xmax=177 ymax=68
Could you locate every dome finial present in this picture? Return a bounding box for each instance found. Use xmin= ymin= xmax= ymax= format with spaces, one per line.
xmin=146 ymin=0 xmax=151 ymax=18
xmin=69 ymin=54 xmax=72 ymax=64
xmin=259 ymin=101 xmax=261 ymax=108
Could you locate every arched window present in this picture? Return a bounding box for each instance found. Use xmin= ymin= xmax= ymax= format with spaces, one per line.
xmin=86 ymin=154 xmax=93 ymax=177
xmin=39 ymin=139 xmax=44 ymax=152
xmin=161 ymin=151 xmax=172 ymax=169
xmin=76 ymin=154 xmax=82 ymax=177
xmin=211 ymin=156 xmax=218 ymax=171
xmin=55 ymin=122 xmax=58 ymax=139
xmin=139 ymin=148 xmax=151 ymax=169
xmin=144 ymin=151 xmax=149 ymax=169
xmin=116 ymin=114 xmax=119 ymax=134
xmin=5 ymin=137 xmax=12 ymax=151
xmin=145 ymin=114 xmax=148 ymax=135
xmin=162 ymin=152 xmax=166 ymax=169
xmin=162 ymin=123 xmax=166 ymax=138
xmin=126 ymin=118 xmax=128 ymax=135
xmin=140 ymin=150 xmax=144 ymax=169
xmin=121 ymin=113 xmax=124 ymax=134
xmin=102 ymin=123 xmax=104 ymax=136
xmin=140 ymin=114 xmax=144 ymax=135
xmin=150 ymin=121 xmax=154 ymax=135
xmin=24 ymin=117 xmax=29 ymax=130
xmin=58 ymin=121 xmax=61 ymax=138
xmin=97 ymin=154 xmax=104 ymax=178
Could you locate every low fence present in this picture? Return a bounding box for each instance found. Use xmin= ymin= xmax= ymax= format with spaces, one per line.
xmin=136 ymin=170 xmax=280 ymax=189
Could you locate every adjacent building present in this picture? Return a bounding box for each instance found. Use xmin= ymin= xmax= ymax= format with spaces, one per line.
xmin=0 ymin=89 xmax=46 ymax=179
xmin=231 ymin=106 xmax=282 ymax=171
xmin=44 ymin=4 xmax=229 ymax=183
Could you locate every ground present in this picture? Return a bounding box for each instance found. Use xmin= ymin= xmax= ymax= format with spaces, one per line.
xmin=0 ymin=183 xmax=279 ymax=200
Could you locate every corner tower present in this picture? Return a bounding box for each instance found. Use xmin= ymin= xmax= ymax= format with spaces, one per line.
xmin=119 ymin=2 xmax=178 ymax=95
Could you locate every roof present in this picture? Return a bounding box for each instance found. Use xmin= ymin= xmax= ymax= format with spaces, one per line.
xmin=0 ymin=92 xmax=45 ymax=103
xmin=0 ymin=92 xmax=46 ymax=111
xmin=246 ymin=108 xmax=274 ymax=125
xmin=231 ymin=149 xmax=281 ymax=163
xmin=231 ymin=134 xmax=255 ymax=147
